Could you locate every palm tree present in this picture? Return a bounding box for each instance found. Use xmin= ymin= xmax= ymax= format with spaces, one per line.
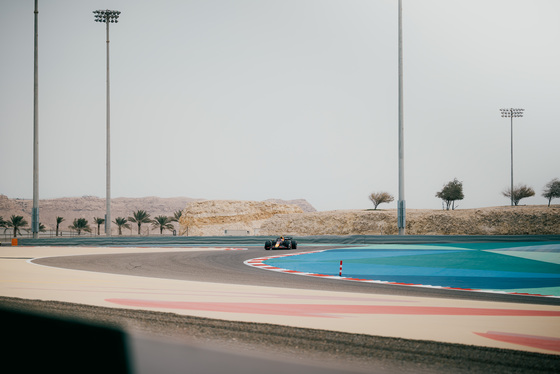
xmin=24 ymin=222 xmax=46 ymax=235
xmin=55 ymin=216 xmax=65 ymax=236
xmin=171 ymin=210 xmax=182 ymax=222
xmin=170 ymin=209 xmax=182 ymax=233
xmin=113 ymin=217 xmax=130 ymax=236
xmin=128 ymin=210 xmax=151 ymax=235
xmin=6 ymin=215 xmax=29 ymax=238
xmin=0 ymin=216 xmax=6 ymax=228
xmin=152 ymin=215 xmax=174 ymax=235
xmin=93 ymin=217 xmax=105 ymax=235
xmin=68 ymin=218 xmax=92 ymax=235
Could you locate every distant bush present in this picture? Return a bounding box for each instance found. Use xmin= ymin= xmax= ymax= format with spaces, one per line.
xmin=502 ymin=184 xmax=535 ymax=206
xmin=436 ymin=178 xmax=464 ymax=210
xmin=368 ymin=192 xmax=394 ymax=210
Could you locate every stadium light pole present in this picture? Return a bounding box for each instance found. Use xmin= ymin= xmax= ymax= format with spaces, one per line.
xmin=94 ymin=9 xmax=121 ymax=236
xmin=32 ymin=0 xmax=39 ymax=239
xmin=397 ymin=0 xmax=406 ymax=235
xmin=500 ymin=108 xmax=524 ymax=206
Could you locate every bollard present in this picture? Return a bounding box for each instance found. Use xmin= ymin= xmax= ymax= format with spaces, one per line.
xmin=339 ymin=260 xmax=343 ymax=276
xmin=12 ymin=238 xmax=18 ymax=246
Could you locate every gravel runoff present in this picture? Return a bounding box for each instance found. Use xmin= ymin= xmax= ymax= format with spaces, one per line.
xmin=2 ymin=296 xmax=559 ymax=374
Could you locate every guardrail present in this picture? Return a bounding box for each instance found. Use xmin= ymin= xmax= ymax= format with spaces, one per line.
xmin=0 ymin=230 xmax=179 ymax=245
xmin=12 ymin=234 xmax=560 ymax=247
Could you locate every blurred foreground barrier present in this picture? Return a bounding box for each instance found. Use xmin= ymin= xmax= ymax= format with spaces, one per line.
xmin=1 ymin=307 xmax=130 ymax=374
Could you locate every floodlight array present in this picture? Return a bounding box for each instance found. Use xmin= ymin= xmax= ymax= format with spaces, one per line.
xmin=93 ymin=9 xmax=121 ymax=23
xmin=500 ymin=108 xmax=525 ymax=118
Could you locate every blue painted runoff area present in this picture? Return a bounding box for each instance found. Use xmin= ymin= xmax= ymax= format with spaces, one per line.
xmin=263 ymin=242 xmax=560 ymax=296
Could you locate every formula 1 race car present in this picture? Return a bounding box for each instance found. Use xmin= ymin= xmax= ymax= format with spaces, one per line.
xmin=264 ymin=236 xmax=297 ymax=250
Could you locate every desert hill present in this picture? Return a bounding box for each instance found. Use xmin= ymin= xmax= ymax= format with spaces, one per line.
xmin=0 ymin=195 xmax=314 ymax=235
xmin=177 ymin=201 xmax=560 ymax=236
xmin=1 ymin=195 xmax=559 ymax=236
xmin=0 ymin=195 xmax=199 ymax=235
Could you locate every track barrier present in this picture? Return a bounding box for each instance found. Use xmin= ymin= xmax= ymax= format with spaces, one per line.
xmin=16 ymin=234 xmax=560 ymax=247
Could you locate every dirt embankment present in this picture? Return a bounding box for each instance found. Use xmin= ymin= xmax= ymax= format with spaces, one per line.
xmin=179 ymin=203 xmax=560 ymax=236
xmin=263 ymin=206 xmax=560 ymax=236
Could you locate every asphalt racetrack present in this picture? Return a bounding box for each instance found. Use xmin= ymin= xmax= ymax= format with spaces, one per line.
xmin=2 ymin=236 xmax=560 ymax=373
xmin=33 ymin=244 xmax=560 ymax=305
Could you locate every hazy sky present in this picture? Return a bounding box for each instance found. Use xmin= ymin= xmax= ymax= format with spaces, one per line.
xmin=1 ymin=0 xmax=559 ymax=212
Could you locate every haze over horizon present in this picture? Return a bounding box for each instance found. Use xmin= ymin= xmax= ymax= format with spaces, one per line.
xmin=1 ymin=1 xmax=559 ymax=212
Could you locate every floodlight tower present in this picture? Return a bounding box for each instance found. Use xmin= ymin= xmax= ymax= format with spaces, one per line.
xmin=32 ymin=0 xmax=39 ymax=238
xmin=94 ymin=9 xmax=121 ymax=236
xmin=500 ymin=108 xmax=524 ymax=206
xmin=397 ymin=0 xmax=405 ymax=235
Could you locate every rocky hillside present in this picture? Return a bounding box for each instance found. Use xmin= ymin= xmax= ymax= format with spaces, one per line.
xmin=0 ymin=195 xmax=314 ymax=235
xmin=178 ymin=202 xmax=560 ymax=236
xmin=264 ymin=199 xmax=316 ymax=213
xmin=178 ymin=200 xmax=304 ymax=236
xmin=0 ymin=195 xmax=200 ymax=235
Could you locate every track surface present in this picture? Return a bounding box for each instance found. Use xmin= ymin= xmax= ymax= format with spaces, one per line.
xmin=34 ymin=246 xmax=560 ymax=306
xmin=3 ymin=242 xmax=560 ymax=373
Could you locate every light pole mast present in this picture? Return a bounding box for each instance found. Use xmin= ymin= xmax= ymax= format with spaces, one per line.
xmin=500 ymin=108 xmax=524 ymax=206
xmin=397 ymin=0 xmax=406 ymax=235
xmin=32 ymin=0 xmax=39 ymax=239
xmin=94 ymin=9 xmax=121 ymax=236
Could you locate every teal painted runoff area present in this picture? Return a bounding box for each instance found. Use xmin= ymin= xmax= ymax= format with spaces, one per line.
xmin=264 ymin=242 xmax=560 ymax=296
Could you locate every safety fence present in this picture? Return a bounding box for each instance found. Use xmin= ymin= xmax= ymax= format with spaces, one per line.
xmin=0 ymin=229 xmax=179 ymax=245
xmin=11 ymin=234 xmax=560 ymax=247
